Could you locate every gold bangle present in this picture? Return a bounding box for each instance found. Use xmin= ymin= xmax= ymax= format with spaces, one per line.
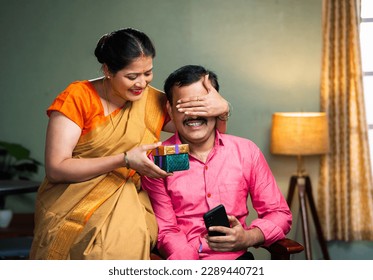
xmin=218 ymin=102 xmax=232 ymax=121
xmin=123 ymin=152 xmax=130 ymax=168
xmin=218 ymin=113 xmax=229 ymax=121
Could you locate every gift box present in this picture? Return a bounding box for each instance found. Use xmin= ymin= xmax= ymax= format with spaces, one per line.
xmin=152 ymin=144 xmax=190 ymax=172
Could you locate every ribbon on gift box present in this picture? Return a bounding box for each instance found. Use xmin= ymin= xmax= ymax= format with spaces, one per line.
xmin=152 ymin=144 xmax=190 ymax=172
xmin=152 ymin=144 xmax=189 ymax=156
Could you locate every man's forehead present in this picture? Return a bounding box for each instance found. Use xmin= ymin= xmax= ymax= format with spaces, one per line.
xmin=173 ymin=80 xmax=207 ymax=95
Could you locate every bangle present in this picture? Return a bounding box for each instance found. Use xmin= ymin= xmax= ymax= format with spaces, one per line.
xmin=218 ymin=102 xmax=232 ymax=121
xmin=218 ymin=113 xmax=229 ymax=121
xmin=123 ymin=152 xmax=130 ymax=168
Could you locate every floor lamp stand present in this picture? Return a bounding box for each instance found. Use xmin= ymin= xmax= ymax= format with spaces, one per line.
xmin=287 ymin=174 xmax=330 ymax=260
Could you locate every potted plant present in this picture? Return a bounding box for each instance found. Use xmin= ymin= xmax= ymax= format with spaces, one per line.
xmin=0 ymin=141 xmax=42 ymax=180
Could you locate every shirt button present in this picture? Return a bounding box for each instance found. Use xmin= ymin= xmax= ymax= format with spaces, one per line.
xmin=205 ymin=166 xmax=208 ymax=170
xmin=207 ymin=193 xmax=211 ymax=198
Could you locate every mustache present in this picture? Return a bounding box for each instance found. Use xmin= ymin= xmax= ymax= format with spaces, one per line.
xmin=183 ymin=116 xmax=207 ymax=125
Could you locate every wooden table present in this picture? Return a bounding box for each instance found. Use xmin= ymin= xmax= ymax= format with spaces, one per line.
xmin=0 ymin=180 xmax=40 ymax=209
xmin=0 ymin=213 xmax=35 ymax=259
xmin=0 ymin=213 xmax=35 ymax=239
xmin=0 ymin=180 xmax=39 ymax=258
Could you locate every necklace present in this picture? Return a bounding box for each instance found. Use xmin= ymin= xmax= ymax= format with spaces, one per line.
xmin=102 ymin=78 xmax=110 ymax=114
xmin=102 ymin=77 xmax=114 ymax=126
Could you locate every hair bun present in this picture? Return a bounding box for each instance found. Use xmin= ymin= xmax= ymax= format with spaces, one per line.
xmin=94 ymin=34 xmax=109 ymax=64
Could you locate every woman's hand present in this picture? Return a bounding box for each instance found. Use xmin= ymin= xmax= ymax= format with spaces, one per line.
xmin=126 ymin=142 xmax=173 ymax=178
xmin=45 ymin=113 xmax=171 ymax=183
xmin=176 ymin=75 xmax=229 ymax=117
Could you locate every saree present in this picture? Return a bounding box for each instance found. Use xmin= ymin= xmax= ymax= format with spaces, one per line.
xmin=30 ymin=83 xmax=167 ymax=259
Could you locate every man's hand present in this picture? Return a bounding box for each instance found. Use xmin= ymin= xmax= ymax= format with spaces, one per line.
xmin=206 ymin=215 xmax=264 ymax=252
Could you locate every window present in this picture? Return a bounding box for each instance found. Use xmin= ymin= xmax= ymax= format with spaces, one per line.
xmin=360 ymin=0 xmax=373 ymax=164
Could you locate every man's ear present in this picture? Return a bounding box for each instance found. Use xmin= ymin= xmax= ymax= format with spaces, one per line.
xmin=166 ymin=101 xmax=173 ymax=120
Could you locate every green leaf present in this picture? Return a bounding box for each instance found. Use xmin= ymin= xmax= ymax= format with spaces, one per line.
xmin=0 ymin=141 xmax=31 ymax=160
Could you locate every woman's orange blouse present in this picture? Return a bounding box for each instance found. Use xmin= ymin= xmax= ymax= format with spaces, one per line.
xmin=47 ymin=80 xmax=170 ymax=135
xmin=47 ymin=80 xmax=120 ymax=135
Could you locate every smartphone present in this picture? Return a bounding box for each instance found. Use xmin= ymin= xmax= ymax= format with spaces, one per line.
xmin=203 ymin=204 xmax=230 ymax=236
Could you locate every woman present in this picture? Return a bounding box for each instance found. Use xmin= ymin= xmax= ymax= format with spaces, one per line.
xmin=30 ymin=28 xmax=230 ymax=260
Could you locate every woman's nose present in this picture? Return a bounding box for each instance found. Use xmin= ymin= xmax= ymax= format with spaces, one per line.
xmin=135 ymin=76 xmax=147 ymax=87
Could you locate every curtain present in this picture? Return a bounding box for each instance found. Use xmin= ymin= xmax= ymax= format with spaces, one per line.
xmin=318 ymin=0 xmax=373 ymax=241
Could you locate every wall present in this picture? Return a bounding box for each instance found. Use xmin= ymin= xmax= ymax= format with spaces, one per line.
xmin=0 ymin=0 xmax=371 ymax=260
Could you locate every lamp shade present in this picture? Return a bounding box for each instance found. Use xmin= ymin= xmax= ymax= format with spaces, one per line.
xmin=270 ymin=112 xmax=329 ymax=156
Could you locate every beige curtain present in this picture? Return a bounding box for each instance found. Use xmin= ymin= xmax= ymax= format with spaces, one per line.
xmin=319 ymin=0 xmax=373 ymax=241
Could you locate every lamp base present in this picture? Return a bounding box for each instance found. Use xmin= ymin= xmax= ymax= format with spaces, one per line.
xmin=287 ymin=174 xmax=330 ymax=260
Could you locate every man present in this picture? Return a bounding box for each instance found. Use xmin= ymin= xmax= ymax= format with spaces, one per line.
xmin=142 ymin=65 xmax=291 ymax=260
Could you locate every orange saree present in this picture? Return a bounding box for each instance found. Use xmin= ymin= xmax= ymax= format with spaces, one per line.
xmin=30 ymin=82 xmax=166 ymax=259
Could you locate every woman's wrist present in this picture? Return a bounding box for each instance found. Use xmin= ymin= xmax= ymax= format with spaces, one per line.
xmin=218 ymin=101 xmax=232 ymax=121
xmin=123 ymin=152 xmax=131 ymax=168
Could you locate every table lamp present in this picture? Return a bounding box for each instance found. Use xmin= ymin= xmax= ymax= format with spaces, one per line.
xmin=270 ymin=112 xmax=330 ymax=260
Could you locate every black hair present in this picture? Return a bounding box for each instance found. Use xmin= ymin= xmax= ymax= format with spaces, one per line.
xmin=94 ymin=27 xmax=156 ymax=73
xmin=164 ymin=65 xmax=219 ymax=105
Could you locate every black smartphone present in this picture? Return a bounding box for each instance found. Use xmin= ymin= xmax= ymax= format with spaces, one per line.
xmin=203 ymin=204 xmax=230 ymax=236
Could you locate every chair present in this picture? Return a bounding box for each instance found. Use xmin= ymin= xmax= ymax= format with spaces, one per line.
xmin=151 ymin=238 xmax=304 ymax=260
xmin=262 ymin=238 xmax=304 ymax=260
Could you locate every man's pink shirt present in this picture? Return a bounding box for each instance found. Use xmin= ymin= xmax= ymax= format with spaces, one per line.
xmin=142 ymin=131 xmax=292 ymax=260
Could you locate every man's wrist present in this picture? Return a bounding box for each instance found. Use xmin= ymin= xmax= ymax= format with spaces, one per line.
xmin=245 ymin=228 xmax=265 ymax=248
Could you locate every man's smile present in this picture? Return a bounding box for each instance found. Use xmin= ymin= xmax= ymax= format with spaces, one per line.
xmin=183 ymin=117 xmax=207 ymax=127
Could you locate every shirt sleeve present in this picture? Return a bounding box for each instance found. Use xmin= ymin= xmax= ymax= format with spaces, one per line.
xmin=141 ymin=175 xmax=200 ymax=260
xmin=47 ymin=83 xmax=89 ymax=129
xmin=245 ymin=146 xmax=292 ymax=247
